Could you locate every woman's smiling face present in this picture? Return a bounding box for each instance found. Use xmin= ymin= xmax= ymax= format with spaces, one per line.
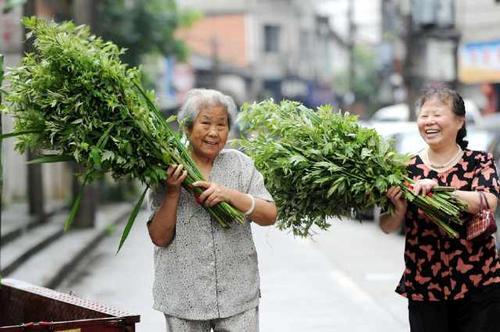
xmin=187 ymin=105 xmax=229 ymax=161
xmin=417 ymin=97 xmax=464 ymax=150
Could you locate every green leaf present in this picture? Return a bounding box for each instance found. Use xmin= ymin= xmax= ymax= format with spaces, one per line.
xmin=1 ymin=130 xmax=43 ymax=140
xmin=64 ymin=187 xmax=84 ymax=232
xmin=166 ymin=115 xmax=177 ymax=123
xmin=102 ymin=150 xmax=115 ymax=161
xmin=116 ymin=186 xmax=149 ymax=254
xmin=27 ymin=154 xmax=74 ymax=164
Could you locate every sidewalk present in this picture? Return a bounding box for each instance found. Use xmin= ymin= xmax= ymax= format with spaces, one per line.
xmin=57 ymin=211 xmax=408 ymax=332
xmin=1 ymin=201 xmax=132 ymax=288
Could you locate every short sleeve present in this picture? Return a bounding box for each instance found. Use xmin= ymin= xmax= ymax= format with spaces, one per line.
xmin=239 ymin=152 xmax=274 ymax=202
xmin=472 ymin=152 xmax=499 ymax=197
xmin=146 ymin=184 xmax=166 ymax=223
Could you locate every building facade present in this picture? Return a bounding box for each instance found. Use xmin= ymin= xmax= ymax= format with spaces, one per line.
xmin=176 ymin=0 xmax=347 ymax=106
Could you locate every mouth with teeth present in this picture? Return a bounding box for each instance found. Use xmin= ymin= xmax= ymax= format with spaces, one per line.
xmin=424 ymin=128 xmax=441 ymax=138
xmin=203 ymin=140 xmax=219 ymax=146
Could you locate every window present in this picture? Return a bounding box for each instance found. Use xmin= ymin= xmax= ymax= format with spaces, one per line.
xmin=264 ymin=25 xmax=280 ymax=53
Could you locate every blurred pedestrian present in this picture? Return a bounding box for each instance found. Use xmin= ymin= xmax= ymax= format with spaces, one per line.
xmin=380 ymin=87 xmax=500 ymax=332
xmin=146 ymin=88 xmax=277 ymax=332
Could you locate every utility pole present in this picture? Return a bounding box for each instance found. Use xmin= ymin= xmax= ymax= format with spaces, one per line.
xmin=24 ymin=0 xmax=47 ymax=223
xmin=211 ymin=36 xmax=220 ymax=90
xmin=403 ymin=8 xmax=418 ymax=121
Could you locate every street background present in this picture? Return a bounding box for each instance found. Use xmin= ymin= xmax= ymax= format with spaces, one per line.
xmin=2 ymin=0 xmax=500 ymax=330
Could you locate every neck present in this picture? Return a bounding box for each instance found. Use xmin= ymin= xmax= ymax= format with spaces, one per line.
xmin=424 ymin=143 xmax=463 ymax=171
xmin=190 ymin=150 xmax=215 ymax=178
xmin=427 ymin=144 xmax=461 ymax=164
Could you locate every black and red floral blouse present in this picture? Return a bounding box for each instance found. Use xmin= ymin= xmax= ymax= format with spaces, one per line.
xmin=397 ymin=149 xmax=500 ymax=301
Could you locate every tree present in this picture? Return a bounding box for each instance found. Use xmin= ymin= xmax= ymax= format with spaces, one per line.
xmin=95 ymin=0 xmax=199 ymax=67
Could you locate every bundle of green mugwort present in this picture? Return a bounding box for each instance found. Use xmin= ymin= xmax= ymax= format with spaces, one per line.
xmin=1 ymin=18 xmax=244 ymax=251
xmin=238 ymin=100 xmax=466 ymax=237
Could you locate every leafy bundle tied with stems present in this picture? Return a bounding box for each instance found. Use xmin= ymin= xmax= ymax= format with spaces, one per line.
xmin=238 ymin=100 xmax=467 ymax=237
xmin=0 ymin=18 xmax=244 ymax=252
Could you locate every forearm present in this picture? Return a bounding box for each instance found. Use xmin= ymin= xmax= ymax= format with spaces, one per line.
xmin=148 ymin=192 xmax=179 ymax=247
xmin=379 ymin=211 xmax=405 ymax=234
xmin=227 ymin=189 xmax=277 ymax=226
xmin=453 ymin=190 xmax=497 ymax=214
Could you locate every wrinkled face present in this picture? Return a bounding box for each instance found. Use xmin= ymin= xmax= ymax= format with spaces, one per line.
xmin=187 ymin=105 xmax=229 ymax=161
xmin=417 ymin=97 xmax=464 ymax=149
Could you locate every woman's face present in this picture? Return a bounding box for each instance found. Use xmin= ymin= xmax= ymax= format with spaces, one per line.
xmin=187 ymin=105 xmax=229 ymax=161
xmin=417 ymin=97 xmax=464 ymax=150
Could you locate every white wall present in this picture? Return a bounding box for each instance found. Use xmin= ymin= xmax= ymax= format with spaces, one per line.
xmin=456 ymin=0 xmax=500 ymax=43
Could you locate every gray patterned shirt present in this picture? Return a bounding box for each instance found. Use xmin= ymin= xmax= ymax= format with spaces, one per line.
xmin=147 ymin=149 xmax=274 ymax=320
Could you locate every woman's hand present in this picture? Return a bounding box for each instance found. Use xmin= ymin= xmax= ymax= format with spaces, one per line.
xmin=386 ymin=186 xmax=408 ymax=216
xmin=411 ymin=179 xmax=438 ymax=196
xmin=192 ymin=180 xmax=278 ymax=226
xmin=148 ymin=164 xmax=186 ymax=247
xmin=166 ymin=164 xmax=188 ymax=195
xmin=380 ymin=186 xmax=408 ymax=234
xmin=192 ymin=181 xmax=231 ymax=207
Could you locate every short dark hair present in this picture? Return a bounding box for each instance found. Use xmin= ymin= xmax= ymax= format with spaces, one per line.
xmin=416 ymin=87 xmax=468 ymax=149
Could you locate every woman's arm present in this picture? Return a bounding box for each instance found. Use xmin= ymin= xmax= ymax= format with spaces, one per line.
xmin=453 ymin=190 xmax=497 ymax=214
xmin=402 ymin=177 xmax=498 ymax=217
xmin=147 ymin=165 xmax=187 ymax=247
xmin=193 ymin=181 xmax=278 ymax=226
xmin=379 ymin=186 xmax=408 ymax=234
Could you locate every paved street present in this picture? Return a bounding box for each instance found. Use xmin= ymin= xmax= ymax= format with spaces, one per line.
xmin=59 ymin=211 xmax=409 ymax=331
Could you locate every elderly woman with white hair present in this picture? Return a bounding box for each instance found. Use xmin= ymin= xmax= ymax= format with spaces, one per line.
xmin=147 ymin=88 xmax=277 ymax=332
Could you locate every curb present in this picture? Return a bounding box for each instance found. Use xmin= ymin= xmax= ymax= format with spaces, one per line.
xmin=45 ymin=205 xmax=132 ymax=289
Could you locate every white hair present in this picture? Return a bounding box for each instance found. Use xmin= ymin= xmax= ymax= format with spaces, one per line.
xmin=178 ymin=88 xmax=237 ymax=130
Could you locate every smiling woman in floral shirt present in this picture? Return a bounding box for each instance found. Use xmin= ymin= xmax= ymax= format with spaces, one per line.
xmin=380 ymin=87 xmax=500 ymax=332
xmin=147 ymin=89 xmax=277 ymax=332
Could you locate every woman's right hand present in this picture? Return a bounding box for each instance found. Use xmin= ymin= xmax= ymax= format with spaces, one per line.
xmin=165 ymin=164 xmax=188 ymax=195
xmin=386 ymin=186 xmax=407 ymax=216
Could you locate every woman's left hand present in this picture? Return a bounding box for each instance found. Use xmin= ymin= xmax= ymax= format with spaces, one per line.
xmin=192 ymin=181 xmax=232 ymax=207
xmin=412 ymin=179 xmax=438 ymax=196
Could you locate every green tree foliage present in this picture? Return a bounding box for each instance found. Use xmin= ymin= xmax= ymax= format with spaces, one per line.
xmin=96 ymin=0 xmax=200 ymax=66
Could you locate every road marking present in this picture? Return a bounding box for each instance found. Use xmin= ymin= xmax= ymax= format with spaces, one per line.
xmin=329 ymin=270 xmax=375 ymax=304
xmin=364 ymin=272 xmax=400 ymax=281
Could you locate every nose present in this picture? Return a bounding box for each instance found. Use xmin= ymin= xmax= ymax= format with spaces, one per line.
xmin=424 ymin=117 xmax=436 ymax=126
xmin=207 ymin=126 xmax=218 ymax=136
